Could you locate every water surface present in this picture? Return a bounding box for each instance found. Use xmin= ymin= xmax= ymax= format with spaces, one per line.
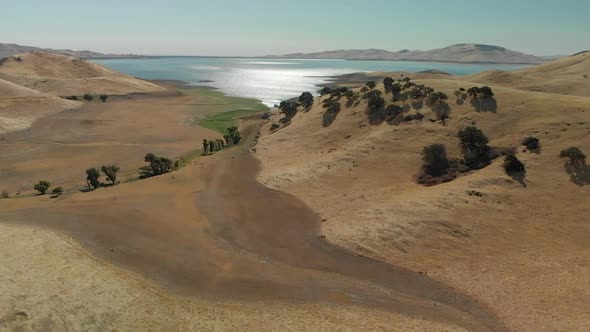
xmin=94 ymin=57 xmax=529 ymax=106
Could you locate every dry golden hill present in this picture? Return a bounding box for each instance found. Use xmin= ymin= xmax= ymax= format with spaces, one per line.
xmin=465 ymin=52 xmax=590 ymax=96
xmin=0 ymin=52 xmax=164 ymax=96
xmin=0 ymin=77 xmax=80 ymax=133
xmin=255 ymin=76 xmax=590 ymax=331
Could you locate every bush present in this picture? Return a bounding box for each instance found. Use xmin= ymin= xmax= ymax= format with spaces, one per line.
xmin=503 ymin=154 xmax=525 ymax=173
xmin=422 ymin=144 xmax=450 ymax=176
xmin=34 ymin=180 xmax=51 ymax=195
xmin=65 ymin=95 xmax=78 ymax=101
xmin=1 ymin=190 xmax=9 ymax=199
xmin=270 ymin=123 xmax=280 ymax=131
xmin=52 ymin=187 xmax=63 ymax=196
xmin=522 ymin=136 xmax=540 ymax=151
xmin=83 ymin=93 xmax=94 ymax=102
xmin=99 ymin=94 xmax=108 ymax=103
xmin=365 ymin=81 xmax=376 ymax=89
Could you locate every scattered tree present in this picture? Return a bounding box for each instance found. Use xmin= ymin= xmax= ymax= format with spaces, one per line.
xmin=383 ymin=77 xmax=394 ymax=93
xmin=34 ymin=180 xmax=51 ymax=195
xmin=86 ymin=168 xmax=101 ymax=189
xmin=101 ymin=164 xmax=120 ymax=185
xmin=203 ymin=139 xmax=210 ymax=155
xmin=143 ymin=153 xmax=173 ymax=177
xmin=457 ymin=126 xmax=494 ymax=167
xmin=365 ymin=90 xmax=385 ymax=124
xmin=522 ymin=136 xmax=540 ymax=152
xmin=278 ymin=101 xmax=298 ymax=122
xmin=560 ymin=147 xmax=586 ymax=169
xmin=504 ymin=154 xmax=525 ymax=173
xmin=227 ymin=126 xmax=241 ymax=145
xmin=319 ymin=87 xmax=333 ymax=96
xmin=51 ymin=187 xmax=63 ymax=197
xmin=321 ymin=98 xmax=341 ymax=127
xmin=422 ymin=144 xmax=450 ymax=176
xmin=298 ymin=92 xmax=314 ymax=109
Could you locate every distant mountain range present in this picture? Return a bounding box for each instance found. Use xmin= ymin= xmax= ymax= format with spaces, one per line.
xmin=0 ymin=43 xmax=138 ymax=59
xmin=2 ymin=42 xmax=552 ymax=64
xmin=265 ymin=44 xmax=548 ymax=64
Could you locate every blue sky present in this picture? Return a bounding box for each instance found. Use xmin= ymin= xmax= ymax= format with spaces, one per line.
xmin=2 ymin=0 xmax=588 ymax=56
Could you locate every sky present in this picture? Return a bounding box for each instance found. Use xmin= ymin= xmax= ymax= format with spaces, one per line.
xmin=1 ymin=0 xmax=588 ymax=56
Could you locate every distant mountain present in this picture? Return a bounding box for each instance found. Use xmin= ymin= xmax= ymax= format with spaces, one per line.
xmin=0 ymin=43 xmax=139 ymax=59
xmin=265 ymin=44 xmax=547 ymax=64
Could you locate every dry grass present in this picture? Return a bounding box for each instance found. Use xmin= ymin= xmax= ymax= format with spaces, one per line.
xmin=255 ymin=55 xmax=590 ymax=331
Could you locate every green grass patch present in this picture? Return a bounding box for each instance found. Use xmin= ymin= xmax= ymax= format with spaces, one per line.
xmin=197 ymin=109 xmax=262 ymax=134
xmin=179 ymin=87 xmax=268 ymax=133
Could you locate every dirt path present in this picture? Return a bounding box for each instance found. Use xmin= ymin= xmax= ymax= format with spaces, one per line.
xmin=0 ymin=135 xmax=507 ymax=332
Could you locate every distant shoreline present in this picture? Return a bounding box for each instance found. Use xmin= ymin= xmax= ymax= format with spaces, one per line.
xmin=88 ymin=55 xmax=543 ymax=66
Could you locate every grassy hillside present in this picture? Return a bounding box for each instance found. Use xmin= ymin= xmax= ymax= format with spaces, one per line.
xmin=255 ymin=61 xmax=590 ymax=331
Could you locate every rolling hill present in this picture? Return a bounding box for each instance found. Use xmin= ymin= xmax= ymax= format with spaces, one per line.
xmin=0 ymin=42 xmax=136 ymax=59
xmin=465 ymin=51 xmax=590 ymax=96
xmin=266 ymin=44 xmax=547 ymax=64
xmin=0 ymin=52 xmax=165 ymax=97
xmin=254 ymin=54 xmax=590 ymax=331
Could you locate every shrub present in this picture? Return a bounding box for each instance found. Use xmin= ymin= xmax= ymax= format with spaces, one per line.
xmin=560 ymin=147 xmax=586 ymax=169
xmin=65 ymin=95 xmax=78 ymax=101
xmin=422 ymin=144 xmax=450 ymax=176
xmin=522 ymin=136 xmax=540 ymax=151
xmin=1 ymin=190 xmax=9 ymax=199
xmin=99 ymin=94 xmax=108 ymax=102
xmin=365 ymin=81 xmax=376 ymax=89
xmin=503 ymin=154 xmax=525 ymax=173
xmin=86 ymin=168 xmax=101 ymax=189
xmin=34 ymin=180 xmax=51 ymax=195
xmin=83 ymin=93 xmax=94 ymax=102
xmin=101 ymin=164 xmax=120 ymax=185
xmin=52 ymin=187 xmax=63 ymax=196
xmin=270 ymin=123 xmax=280 ymax=131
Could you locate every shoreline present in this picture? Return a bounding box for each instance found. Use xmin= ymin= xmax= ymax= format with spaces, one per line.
xmin=88 ymin=55 xmax=544 ymax=66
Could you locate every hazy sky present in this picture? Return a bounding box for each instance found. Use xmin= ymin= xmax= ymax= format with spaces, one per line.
xmin=2 ymin=0 xmax=588 ymax=56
